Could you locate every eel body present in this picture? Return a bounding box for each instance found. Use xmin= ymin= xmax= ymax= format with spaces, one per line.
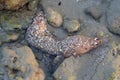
xmin=26 ymin=12 xmax=102 ymax=57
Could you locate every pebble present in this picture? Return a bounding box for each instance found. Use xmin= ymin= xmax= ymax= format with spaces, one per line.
xmin=85 ymin=5 xmax=103 ymax=20
xmin=45 ymin=7 xmax=63 ymax=27
xmin=63 ymin=18 xmax=80 ymax=32
xmin=28 ymin=0 xmax=38 ymax=11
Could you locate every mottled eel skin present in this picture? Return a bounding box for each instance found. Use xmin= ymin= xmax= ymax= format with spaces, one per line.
xmin=26 ymin=11 xmax=102 ymax=57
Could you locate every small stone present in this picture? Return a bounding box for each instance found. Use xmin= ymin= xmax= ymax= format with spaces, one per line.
xmin=63 ymin=19 xmax=80 ymax=32
xmin=16 ymin=77 xmax=23 ymax=80
xmin=85 ymin=5 xmax=103 ymax=20
xmin=45 ymin=7 xmax=63 ymax=27
xmin=28 ymin=0 xmax=38 ymax=11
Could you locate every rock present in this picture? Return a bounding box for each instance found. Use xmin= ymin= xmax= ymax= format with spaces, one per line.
xmin=0 ymin=45 xmax=45 ymax=80
xmin=0 ymin=9 xmax=35 ymax=31
xmin=0 ymin=0 xmax=30 ymax=10
xmin=47 ymin=24 xmax=68 ymax=39
xmin=63 ymin=19 xmax=80 ymax=32
xmin=54 ymin=41 xmax=120 ymax=80
xmin=0 ymin=31 xmax=19 ymax=43
xmin=106 ymin=0 xmax=120 ymax=35
xmin=85 ymin=5 xmax=103 ymax=20
xmin=77 ymin=20 xmax=109 ymax=38
xmin=45 ymin=7 xmax=63 ymax=27
xmin=0 ymin=40 xmax=1 ymax=46
xmin=0 ymin=2 xmax=3 ymax=10
xmin=28 ymin=0 xmax=39 ymax=11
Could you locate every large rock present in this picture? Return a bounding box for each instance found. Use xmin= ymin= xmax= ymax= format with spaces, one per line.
xmin=0 ymin=0 xmax=30 ymax=10
xmin=54 ymin=42 xmax=120 ymax=80
xmin=106 ymin=0 xmax=120 ymax=35
xmin=0 ymin=45 xmax=45 ymax=80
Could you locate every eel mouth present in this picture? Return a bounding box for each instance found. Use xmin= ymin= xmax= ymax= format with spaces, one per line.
xmin=92 ymin=37 xmax=103 ymax=48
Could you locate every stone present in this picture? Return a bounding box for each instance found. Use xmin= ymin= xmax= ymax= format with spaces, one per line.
xmin=0 ymin=40 xmax=1 ymax=46
xmin=0 ymin=31 xmax=19 ymax=43
xmin=106 ymin=0 xmax=120 ymax=35
xmin=0 ymin=0 xmax=30 ymax=10
xmin=54 ymin=42 xmax=120 ymax=80
xmin=0 ymin=45 xmax=45 ymax=80
xmin=63 ymin=19 xmax=80 ymax=32
xmin=28 ymin=0 xmax=39 ymax=11
xmin=45 ymin=7 xmax=63 ymax=27
xmin=85 ymin=5 xmax=103 ymax=20
xmin=0 ymin=2 xmax=3 ymax=10
xmin=0 ymin=9 xmax=35 ymax=31
xmin=77 ymin=20 xmax=108 ymax=37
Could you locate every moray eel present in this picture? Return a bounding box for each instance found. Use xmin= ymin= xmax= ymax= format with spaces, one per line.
xmin=26 ymin=11 xmax=103 ymax=58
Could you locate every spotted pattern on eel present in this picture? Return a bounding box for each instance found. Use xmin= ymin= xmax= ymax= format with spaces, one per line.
xmin=26 ymin=11 xmax=103 ymax=57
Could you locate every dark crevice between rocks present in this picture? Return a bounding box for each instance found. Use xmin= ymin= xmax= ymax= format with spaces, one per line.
xmin=58 ymin=1 xmax=62 ymax=6
xmin=28 ymin=44 xmax=65 ymax=80
xmin=24 ymin=28 xmax=66 ymax=78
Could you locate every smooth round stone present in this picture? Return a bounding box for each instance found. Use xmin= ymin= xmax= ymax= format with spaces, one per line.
xmin=45 ymin=7 xmax=63 ymax=27
xmin=63 ymin=19 xmax=80 ymax=32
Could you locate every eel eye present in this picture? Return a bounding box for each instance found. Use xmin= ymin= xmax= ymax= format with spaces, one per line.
xmin=94 ymin=42 xmax=98 ymax=45
xmin=94 ymin=37 xmax=99 ymax=41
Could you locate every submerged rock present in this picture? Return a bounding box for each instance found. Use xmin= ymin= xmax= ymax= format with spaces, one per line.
xmin=63 ymin=18 xmax=80 ymax=32
xmin=0 ymin=31 xmax=19 ymax=43
xmin=54 ymin=42 xmax=120 ymax=80
xmin=0 ymin=40 xmax=1 ymax=46
xmin=0 ymin=10 xmax=35 ymax=31
xmin=85 ymin=5 xmax=103 ymax=20
xmin=28 ymin=0 xmax=39 ymax=11
xmin=45 ymin=7 xmax=63 ymax=27
xmin=0 ymin=45 xmax=45 ymax=80
xmin=0 ymin=0 xmax=30 ymax=10
xmin=106 ymin=0 xmax=120 ymax=35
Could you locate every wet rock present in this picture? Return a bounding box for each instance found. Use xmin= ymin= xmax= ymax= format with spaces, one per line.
xmin=28 ymin=0 xmax=39 ymax=11
xmin=45 ymin=7 xmax=63 ymax=27
xmin=0 ymin=31 xmax=19 ymax=43
xmin=77 ymin=20 xmax=109 ymax=38
xmin=0 ymin=0 xmax=30 ymax=10
xmin=47 ymin=24 xmax=68 ymax=40
xmin=0 ymin=45 xmax=45 ymax=80
xmin=0 ymin=10 xmax=35 ymax=31
xmin=63 ymin=18 xmax=80 ymax=32
xmin=0 ymin=41 xmax=1 ymax=46
xmin=106 ymin=0 xmax=120 ymax=35
xmin=85 ymin=5 xmax=103 ymax=20
xmin=0 ymin=2 xmax=3 ymax=10
xmin=54 ymin=41 xmax=120 ymax=80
